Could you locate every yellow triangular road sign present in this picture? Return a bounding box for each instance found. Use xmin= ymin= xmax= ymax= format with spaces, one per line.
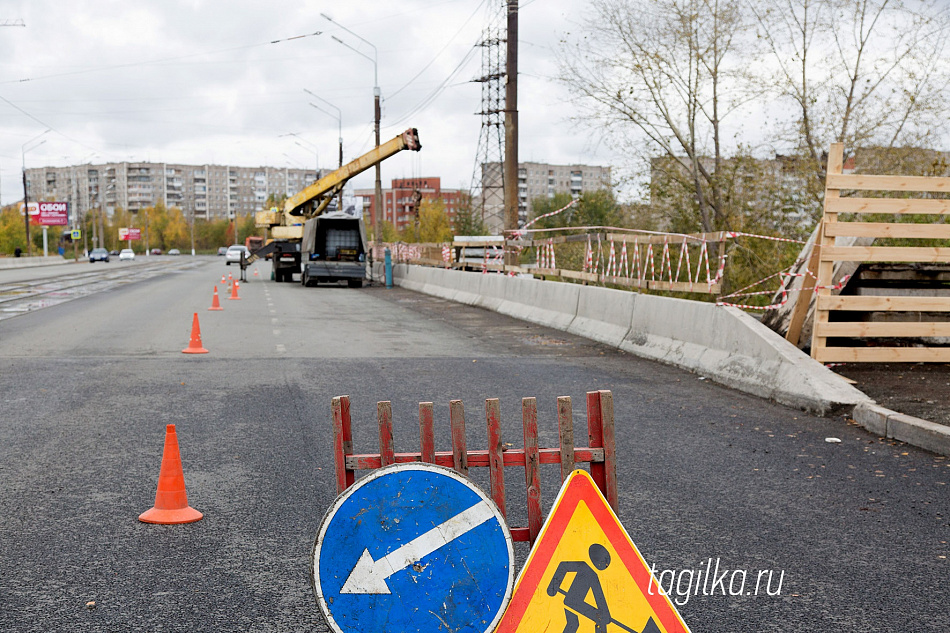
xmin=494 ymin=470 xmax=691 ymax=633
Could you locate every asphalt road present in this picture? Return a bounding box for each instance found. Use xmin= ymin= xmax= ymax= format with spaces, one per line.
xmin=0 ymin=259 xmax=947 ymax=632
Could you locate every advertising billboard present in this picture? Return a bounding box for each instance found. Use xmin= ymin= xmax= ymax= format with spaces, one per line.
xmin=118 ymin=227 xmax=142 ymax=241
xmin=35 ymin=202 xmax=69 ymax=226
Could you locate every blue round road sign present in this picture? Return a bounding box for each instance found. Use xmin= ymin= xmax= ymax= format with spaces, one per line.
xmin=311 ymin=463 xmax=514 ymax=633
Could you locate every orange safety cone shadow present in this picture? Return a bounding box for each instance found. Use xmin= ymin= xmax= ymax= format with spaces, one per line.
xmin=139 ymin=424 xmax=203 ymax=524
xmin=208 ymin=286 xmax=223 ymax=311
xmin=228 ymin=280 xmax=241 ymax=300
xmin=182 ymin=312 xmax=209 ymax=354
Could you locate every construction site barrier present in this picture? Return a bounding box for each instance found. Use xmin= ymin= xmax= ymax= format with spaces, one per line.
xmin=332 ymin=390 xmax=618 ymax=545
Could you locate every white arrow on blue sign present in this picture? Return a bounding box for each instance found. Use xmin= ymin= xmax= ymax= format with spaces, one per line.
xmin=311 ymin=463 xmax=514 ymax=633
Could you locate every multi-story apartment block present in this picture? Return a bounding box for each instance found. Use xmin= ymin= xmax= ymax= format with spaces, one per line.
xmin=355 ymin=177 xmax=468 ymax=233
xmin=479 ymin=161 xmax=612 ymax=233
xmin=23 ymin=162 xmax=322 ymax=224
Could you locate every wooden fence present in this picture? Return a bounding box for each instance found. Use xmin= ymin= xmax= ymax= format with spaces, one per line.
xmin=811 ymin=143 xmax=950 ymax=362
xmin=332 ymin=391 xmax=617 ymax=545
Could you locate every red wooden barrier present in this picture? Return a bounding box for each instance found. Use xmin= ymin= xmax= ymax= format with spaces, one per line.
xmin=330 ymin=390 xmax=618 ymax=545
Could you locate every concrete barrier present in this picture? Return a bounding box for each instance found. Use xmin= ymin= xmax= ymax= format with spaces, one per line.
xmin=380 ymin=264 xmax=868 ymax=415
xmin=0 ymin=256 xmax=69 ymax=269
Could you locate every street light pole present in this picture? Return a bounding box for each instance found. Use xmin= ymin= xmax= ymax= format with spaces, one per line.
xmin=305 ymin=88 xmax=344 ymax=212
xmin=21 ymin=129 xmax=50 ymax=257
xmin=322 ymin=13 xmax=382 ymax=242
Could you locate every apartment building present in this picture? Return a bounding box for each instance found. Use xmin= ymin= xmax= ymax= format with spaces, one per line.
xmin=479 ymin=161 xmax=613 ymax=233
xmin=355 ymin=177 xmax=468 ymax=233
xmin=23 ymin=162 xmax=322 ymax=224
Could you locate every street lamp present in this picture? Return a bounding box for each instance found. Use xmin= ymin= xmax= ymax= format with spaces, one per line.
xmin=294 ymin=140 xmax=320 ymax=173
xmin=305 ymin=88 xmax=343 ymax=212
xmin=21 ymin=129 xmax=51 ymax=257
xmin=321 ymin=13 xmax=382 ymax=243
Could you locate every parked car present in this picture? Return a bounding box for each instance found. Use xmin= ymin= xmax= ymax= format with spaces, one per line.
xmin=109 ymin=250 xmax=119 ymax=256
xmin=225 ymin=244 xmax=249 ymax=265
xmin=150 ymin=248 xmax=163 ymax=256
xmin=89 ymin=248 xmax=110 ymax=263
xmin=217 ymin=247 xmax=228 ymax=256
xmin=167 ymin=248 xmax=181 ymax=256
xmin=119 ymin=249 xmax=135 ymax=261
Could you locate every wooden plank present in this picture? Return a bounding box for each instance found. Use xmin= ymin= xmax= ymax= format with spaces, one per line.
xmin=346 ymin=446 xmax=606 ymax=470
xmin=418 ymin=402 xmax=435 ymax=464
xmin=449 ymin=399 xmax=468 ymax=476
xmin=485 ymin=398 xmax=507 ymax=519
xmin=827 ymin=173 xmax=950 ymax=193
xmin=557 ymin=396 xmax=575 ymax=483
xmin=786 ymin=227 xmax=821 ymax=346
xmin=377 ymin=401 xmax=395 ymax=467
xmin=814 ymin=346 xmax=950 ymax=363
xmin=646 ymin=280 xmax=721 ymax=294
xmin=598 ymin=390 xmax=619 ymax=511
xmin=817 ymin=295 xmax=950 ymax=312
xmin=331 ymin=395 xmax=355 ymax=494
xmin=606 ymin=231 xmax=727 ymax=245
xmin=522 ymin=397 xmax=542 ymax=543
xmin=810 ymin=141 xmax=841 ymax=363
xmin=815 ymin=321 xmax=950 ymax=337
xmin=821 ymin=246 xmax=950 ymax=263
xmin=561 ymin=269 xmax=599 ymax=282
xmin=827 ymin=197 xmax=950 ymax=214
xmin=823 ymin=222 xmax=950 ymax=239
xmin=587 ymin=391 xmax=607 ymax=496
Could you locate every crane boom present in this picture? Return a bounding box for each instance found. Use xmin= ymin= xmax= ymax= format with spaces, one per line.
xmin=256 ymin=127 xmax=421 ymax=239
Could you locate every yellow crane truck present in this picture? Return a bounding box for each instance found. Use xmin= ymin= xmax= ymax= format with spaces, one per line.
xmin=248 ymin=127 xmax=421 ymax=284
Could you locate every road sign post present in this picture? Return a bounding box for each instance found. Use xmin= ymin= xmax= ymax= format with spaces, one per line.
xmin=312 ymin=463 xmax=514 ymax=633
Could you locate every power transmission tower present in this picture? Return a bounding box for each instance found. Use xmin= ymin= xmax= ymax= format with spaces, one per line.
xmin=469 ymin=0 xmax=506 ymax=234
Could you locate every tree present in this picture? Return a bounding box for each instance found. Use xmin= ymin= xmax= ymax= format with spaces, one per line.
xmin=560 ymin=0 xmax=750 ymax=233
xmin=751 ymin=0 xmax=950 ymax=221
xmin=451 ymin=192 xmax=486 ymax=236
xmin=402 ymin=197 xmax=454 ymax=243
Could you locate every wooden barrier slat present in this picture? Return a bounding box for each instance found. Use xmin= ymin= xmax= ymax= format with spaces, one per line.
xmin=587 ymin=391 xmax=607 ymax=496
xmin=815 ymin=321 xmax=950 ymax=337
xmin=450 ymin=400 xmax=468 ymax=476
xmin=814 ymin=347 xmax=950 ymax=363
xmin=817 ymin=295 xmax=950 ymax=312
xmin=598 ymin=390 xmax=619 ymax=510
xmin=522 ymin=397 xmax=543 ymax=543
xmin=821 ymin=246 xmax=950 ymax=263
xmin=419 ymin=402 xmax=435 ymax=464
xmin=561 ymin=269 xmax=599 ymax=282
xmin=485 ymin=398 xmax=506 ymax=519
xmin=332 ymin=396 xmax=355 ymax=494
xmin=557 ymin=396 xmax=575 ymax=483
xmin=823 ymin=222 xmax=950 ymax=239
xmin=646 ymin=280 xmax=722 ymax=294
xmin=826 ymin=197 xmax=950 ymax=214
xmin=826 ymin=173 xmax=950 ymax=193
xmin=378 ymin=401 xmax=395 ymax=467
xmin=346 ymin=446 xmax=606 ymax=470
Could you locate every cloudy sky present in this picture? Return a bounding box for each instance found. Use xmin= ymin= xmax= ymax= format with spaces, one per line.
xmin=0 ymin=0 xmax=619 ymax=205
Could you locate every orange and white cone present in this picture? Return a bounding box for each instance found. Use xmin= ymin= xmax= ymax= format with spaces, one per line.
xmin=139 ymin=424 xmax=203 ymax=524
xmin=229 ymin=281 xmax=241 ymax=300
xmin=182 ymin=313 xmax=209 ymax=354
xmin=208 ymin=286 xmax=223 ymax=311
xmin=221 ymin=274 xmax=226 ymax=284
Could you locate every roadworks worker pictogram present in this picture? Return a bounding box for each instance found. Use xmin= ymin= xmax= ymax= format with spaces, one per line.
xmin=546 ymin=544 xmax=661 ymax=633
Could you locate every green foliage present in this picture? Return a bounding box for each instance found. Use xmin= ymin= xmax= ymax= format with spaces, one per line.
xmin=399 ymin=198 xmax=455 ymax=243
xmin=451 ymin=193 xmax=486 ymax=236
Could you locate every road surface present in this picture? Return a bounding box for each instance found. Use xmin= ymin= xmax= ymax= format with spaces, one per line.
xmin=0 ymin=258 xmax=946 ymax=631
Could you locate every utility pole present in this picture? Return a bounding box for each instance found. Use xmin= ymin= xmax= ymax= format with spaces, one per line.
xmin=503 ymin=0 xmax=519 ymax=264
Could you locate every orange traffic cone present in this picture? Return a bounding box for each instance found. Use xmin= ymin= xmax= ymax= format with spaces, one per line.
xmin=221 ymin=274 xmax=225 ymax=284
xmin=228 ymin=272 xmax=233 ymax=283
xmin=139 ymin=424 xmax=203 ymax=524
xmin=208 ymin=286 xmax=223 ymax=311
xmin=253 ymin=269 xmax=259 ymax=276
xmin=182 ymin=313 xmax=209 ymax=354
xmin=229 ymin=280 xmax=241 ymax=300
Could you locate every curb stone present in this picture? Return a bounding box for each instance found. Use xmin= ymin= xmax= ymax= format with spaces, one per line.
xmin=852 ymin=401 xmax=950 ymax=456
